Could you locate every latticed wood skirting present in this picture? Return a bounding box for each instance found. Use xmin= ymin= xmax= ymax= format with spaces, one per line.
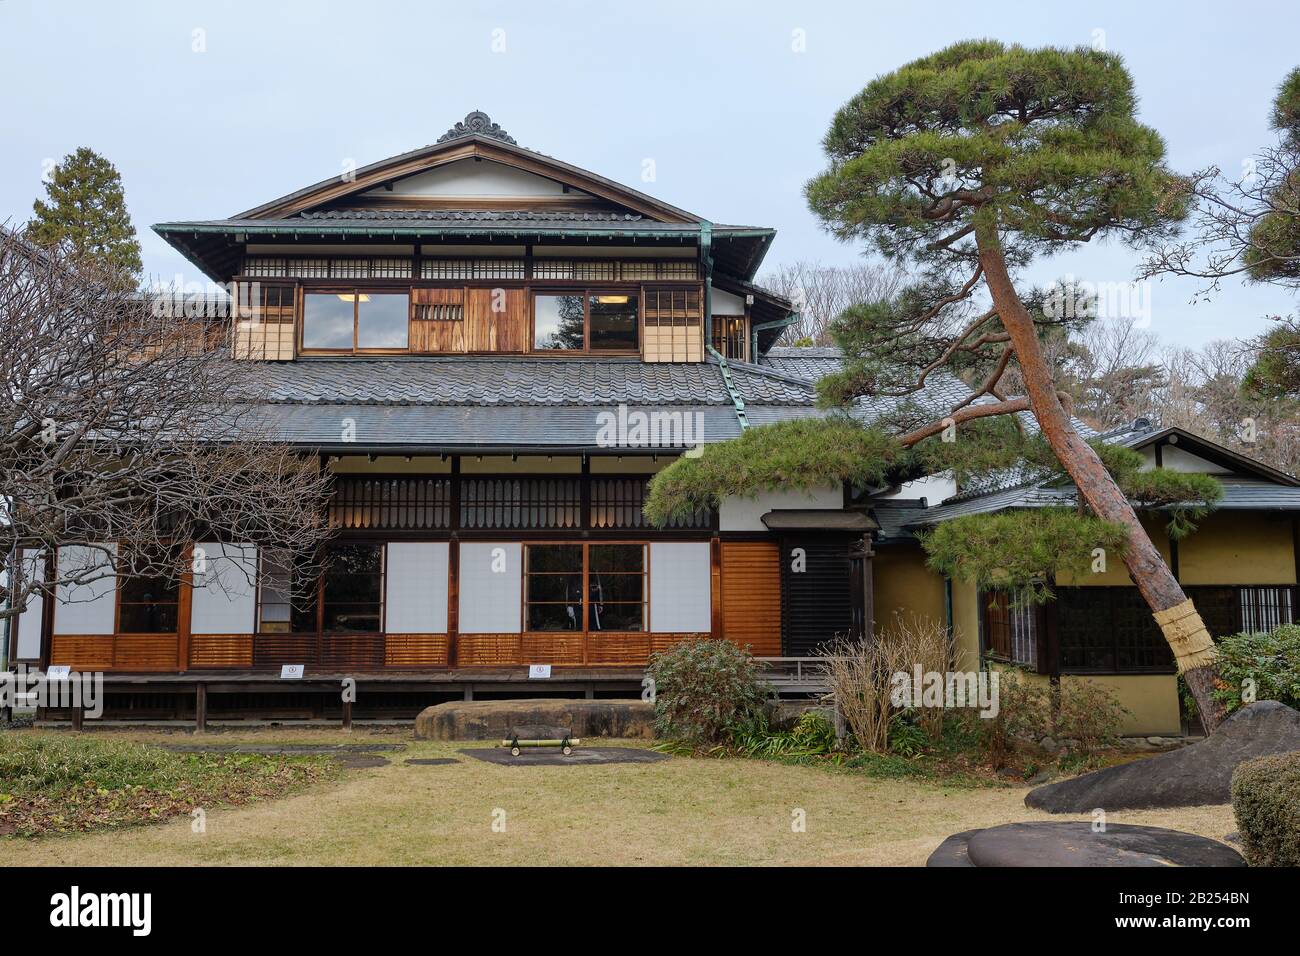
xmin=51 ymin=634 xmax=180 ymax=671
xmin=49 ymin=630 xmax=705 ymax=671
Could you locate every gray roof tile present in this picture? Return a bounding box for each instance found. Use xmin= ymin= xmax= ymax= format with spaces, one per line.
xmin=299 ymin=209 xmax=645 ymax=223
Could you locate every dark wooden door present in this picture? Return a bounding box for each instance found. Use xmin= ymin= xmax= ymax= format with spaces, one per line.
xmin=780 ymin=535 xmax=855 ymax=656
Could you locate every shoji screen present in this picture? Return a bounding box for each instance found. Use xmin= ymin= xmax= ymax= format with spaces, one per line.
xmin=15 ymin=549 xmax=46 ymax=659
xmin=190 ymin=543 xmax=258 ymax=635
xmin=649 ymin=542 xmax=712 ymax=633
xmin=53 ymin=544 xmax=118 ymax=635
xmin=385 ymin=542 xmax=449 ymax=633
xmin=458 ymin=542 xmax=522 ymax=633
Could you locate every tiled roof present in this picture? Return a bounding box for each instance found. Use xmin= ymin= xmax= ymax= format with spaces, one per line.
xmin=761 ymin=346 xmax=845 ymax=381
xmin=244 ymin=403 xmax=745 ymax=450
xmin=239 ymin=356 xmax=815 ymax=407
xmin=910 ymin=476 xmax=1300 ymax=527
xmin=299 ymin=209 xmax=645 ymax=223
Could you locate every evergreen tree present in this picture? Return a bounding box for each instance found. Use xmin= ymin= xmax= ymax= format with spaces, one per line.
xmin=648 ymin=41 xmax=1231 ymax=730
xmin=29 ymin=147 xmax=142 ymax=281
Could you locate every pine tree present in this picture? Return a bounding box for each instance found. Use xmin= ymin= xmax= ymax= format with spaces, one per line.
xmin=29 ymin=147 xmax=142 ymax=281
xmin=647 ymin=41 xmax=1232 ymax=730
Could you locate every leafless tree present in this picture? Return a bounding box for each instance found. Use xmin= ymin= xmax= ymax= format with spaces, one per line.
xmin=0 ymin=227 xmax=333 ymax=623
xmin=759 ymin=260 xmax=908 ymax=345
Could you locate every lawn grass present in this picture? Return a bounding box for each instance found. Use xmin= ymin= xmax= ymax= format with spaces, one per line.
xmin=0 ymin=733 xmax=340 ymax=837
xmin=0 ymin=727 xmax=1235 ymax=865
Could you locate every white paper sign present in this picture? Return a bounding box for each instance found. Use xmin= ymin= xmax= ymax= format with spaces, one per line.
xmin=528 ymin=664 xmax=552 ymax=679
xmin=280 ymin=664 xmax=305 ymax=680
xmin=47 ymin=665 xmax=71 ymax=681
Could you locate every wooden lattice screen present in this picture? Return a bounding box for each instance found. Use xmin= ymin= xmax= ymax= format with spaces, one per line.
xmin=643 ymin=287 xmax=704 ymax=363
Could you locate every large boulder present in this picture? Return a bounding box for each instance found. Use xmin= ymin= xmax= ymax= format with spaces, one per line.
xmin=414 ymin=698 xmax=654 ymax=741
xmin=1026 ymin=701 xmax=1300 ymax=813
xmin=928 ymin=823 xmax=1244 ymax=867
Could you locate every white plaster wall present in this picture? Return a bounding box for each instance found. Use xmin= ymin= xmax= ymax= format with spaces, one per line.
xmin=369 ymin=160 xmax=569 ymax=197
xmin=710 ymin=286 xmax=746 ymax=316
xmin=719 ymin=486 xmax=844 ymax=532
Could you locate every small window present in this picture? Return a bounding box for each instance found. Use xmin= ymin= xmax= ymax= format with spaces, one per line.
xmin=117 ymin=554 xmax=180 ymax=633
xmin=534 ymin=294 xmax=585 ymax=351
xmin=588 ymin=544 xmax=645 ymax=631
xmin=525 ymin=544 xmax=584 ymax=631
xmin=357 ymin=294 xmax=409 ymax=349
xmin=303 ymin=293 xmax=355 ymax=349
xmin=983 ymin=589 xmax=1038 ymax=668
xmin=321 ymin=544 xmax=384 ymax=633
xmin=303 ymin=292 xmax=410 ymax=352
xmin=589 ymin=294 xmax=639 ymax=351
xmin=532 ymin=291 xmax=640 ymax=352
xmin=258 ymin=548 xmax=318 ymax=633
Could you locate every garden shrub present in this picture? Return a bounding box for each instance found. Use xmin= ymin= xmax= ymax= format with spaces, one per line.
xmin=646 ymin=639 xmax=768 ymax=746
xmin=1055 ymin=679 xmax=1130 ymax=753
xmin=975 ymin=669 xmax=1052 ymax=769
xmin=1212 ymin=625 xmax=1300 ymax=713
xmin=1231 ymin=751 xmax=1300 ymax=866
xmin=730 ymin=709 xmax=837 ymax=758
xmin=823 ymin=613 xmax=958 ymax=753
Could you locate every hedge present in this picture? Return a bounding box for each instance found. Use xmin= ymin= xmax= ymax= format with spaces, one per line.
xmin=1230 ymin=751 xmax=1300 ymax=866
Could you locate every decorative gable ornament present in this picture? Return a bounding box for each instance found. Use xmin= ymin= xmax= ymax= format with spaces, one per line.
xmin=437 ymin=111 xmax=518 ymax=146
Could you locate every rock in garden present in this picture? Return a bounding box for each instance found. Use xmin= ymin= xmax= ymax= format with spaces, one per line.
xmin=1025 ymin=701 xmax=1300 ymax=812
xmin=414 ymin=698 xmax=654 ymax=741
xmin=926 ymin=822 xmax=1244 ymax=867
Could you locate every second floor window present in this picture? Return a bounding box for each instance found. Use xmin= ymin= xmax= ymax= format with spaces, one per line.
xmin=303 ymin=292 xmax=409 ymax=352
xmin=533 ymin=292 xmax=639 ymax=352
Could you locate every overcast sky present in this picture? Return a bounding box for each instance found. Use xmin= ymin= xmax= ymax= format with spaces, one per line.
xmin=1 ymin=0 xmax=1296 ymax=347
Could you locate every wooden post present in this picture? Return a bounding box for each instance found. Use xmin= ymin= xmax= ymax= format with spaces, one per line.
xmin=195 ymin=683 xmax=207 ymax=733
xmin=341 ymin=699 xmax=352 ymax=731
xmin=70 ymin=706 xmax=83 ymax=732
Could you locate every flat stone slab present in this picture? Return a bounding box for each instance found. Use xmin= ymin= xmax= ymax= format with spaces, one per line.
xmin=1026 ymin=701 xmax=1300 ymax=813
xmin=962 ymin=823 xmax=1245 ymax=868
xmin=458 ymin=746 xmax=670 ymax=766
xmin=416 ymin=699 xmax=653 ymax=741
xmin=404 ymin=757 xmax=459 ymax=766
xmin=334 ymin=754 xmax=391 ymax=768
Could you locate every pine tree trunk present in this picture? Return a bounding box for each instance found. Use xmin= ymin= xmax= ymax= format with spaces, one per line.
xmin=975 ymin=222 xmax=1226 ymax=733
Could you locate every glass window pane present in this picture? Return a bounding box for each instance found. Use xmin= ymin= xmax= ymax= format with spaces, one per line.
xmin=323 ymin=604 xmax=382 ymax=633
xmin=526 ymin=544 xmax=583 ymax=573
xmin=588 ymin=294 xmax=638 ymax=350
xmin=589 ymin=573 xmax=643 ymax=603
xmin=528 ymin=602 xmax=582 ymax=631
xmin=589 ymin=544 xmax=643 ymax=573
xmin=319 ymin=545 xmax=382 ymax=632
xmin=589 ymin=602 xmax=643 ymax=631
xmin=119 ymin=603 xmax=179 ymax=634
xmin=526 ymin=574 xmax=582 ymax=603
xmin=303 ymin=293 xmax=355 ymax=349
xmin=533 ymin=295 xmax=585 ymax=350
xmin=358 ymin=293 xmax=409 ymax=349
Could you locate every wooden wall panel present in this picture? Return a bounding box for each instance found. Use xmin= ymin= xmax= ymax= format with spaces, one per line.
xmin=586 ymin=631 xmax=651 ymax=665
xmin=520 ymin=632 xmax=585 ymax=665
xmin=190 ymin=634 xmax=254 ymax=668
xmin=49 ymin=635 xmax=114 ymax=670
xmin=114 ymin=634 xmax=181 ymax=671
xmin=457 ymin=633 xmax=522 ymax=667
xmin=384 ymin=633 xmax=449 ymax=667
xmin=720 ymin=541 xmax=782 ymax=656
xmin=411 ymin=288 xmax=466 ymax=353
xmin=465 ymin=288 xmax=527 ymax=353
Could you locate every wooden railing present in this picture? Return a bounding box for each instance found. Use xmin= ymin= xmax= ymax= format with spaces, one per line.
xmin=328 ymin=475 xmax=714 ymax=531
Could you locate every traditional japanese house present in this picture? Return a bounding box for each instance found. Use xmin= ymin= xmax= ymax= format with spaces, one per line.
xmin=12 ymin=113 xmax=1300 ymax=733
